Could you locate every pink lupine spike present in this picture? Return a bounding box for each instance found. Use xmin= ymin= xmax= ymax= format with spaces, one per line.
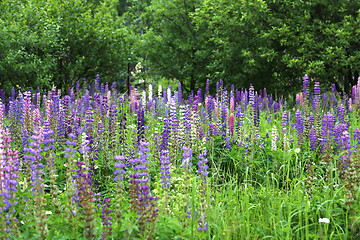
xmin=229 ymin=113 xmax=234 ymax=136
xmin=230 ymin=97 xmax=235 ymax=113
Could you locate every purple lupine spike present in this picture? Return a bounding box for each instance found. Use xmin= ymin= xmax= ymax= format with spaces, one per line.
xmin=236 ymin=90 xmax=241 ymax=105
xmin=322 ymin=93 xmax=328 ymax=110
xmin=195 ymin=88 xmax=201 ymax=103
xmin=197 ymin=149 xmax=209 ymax=232
xmin=303 ymin=75 xmax=309 ymax=97
xmin=267 ymin=116 xmax=271 ymax=123
xmin=159 ymin=150 xmax=171 ymax=189
xmin=130 ymin=141 xmax=158 ymax=234
xmin=205 ymin=79 xmax=209 ymax=96
xmin=83 ymin=78 xmax=87 ymax=94
xmin=137 ymin=107 xmax=145 ymax=144
xmin=333 ymin=123 xmax=349 ymax=150
xmin=197 ymin=149 xmax=209 ymax=180
xmin=58 ymin=103 xmax=66 ymax=144
xmin=235 ymin=104 xmax=244 ymax=131
xmin=43 ymin=120 xmax=55 ymax=152
xmin=309 ymin=115 xmax=314 ymax=132
xmin=337 ymin=104 xmax=345 ymax=124
xmin=0 ymin=128 xmax=20 ymax=236
xmin=101 ymin=83 xmax=105 ymax=96
xmin=206 ymin=96 xmax=214 ymax=121
xmin=222 ymin=88 xmax=228 ymax=105
xmin=254 ymin=95 xmax=260 ymax=128
xmin=161 ymin=118 xmax=171 ymax=151
xmin=105 ymin=83 xmax=109 ymax=96
xmin=181 ymin=146 xmax=193 ymax=168
xmin=310 ymin=127 xmax=317 ymax=151
xmin=281 ymin=111 xmax=288 ymax=132
xmin=353 ymin=128 xmax=360 ymax=145
xmin=332 ymin=84 xmax=336 ymax=93
xmin=95 ymin=74 xmax=100 ymax=93
xmin=114 ymin=156 xmax=126 ymax=181
xmin=314 ymin=82 xmax=321 ymax=111
xmin=295 ymin=110 xmax=303 ymax=136
xmin=163 ymin=87 xmax=167 ymax=103
xmin=111 ymin=82 xmax=117 ymax=93
xmin=11 ymin=88 xmax=16 ymax=103
xmin=0 ymin=89 xmax=5 ymax=104
xmin=101 ymin=198 xmax=112 ymax=240
xmin=76 ymin=81 xmax=80 ymax=96
xmin=340 ymin=130 xmax=351 ymax=151
xmin=320 ymin=112 xmax=336 ymax=147
xmin=220 ymin=103 xmax=227 ymax=138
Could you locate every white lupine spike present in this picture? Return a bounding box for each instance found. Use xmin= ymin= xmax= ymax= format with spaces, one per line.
xmin=167 ymin=87 xmax=171 ymax=104
xmin=148 ymin=84 xmax=153 ymax=102
xmin=158 ymin=84 xmax=162 ymax=100
xmin=271 ymin=125 xmax=278 ymax=151
xmin=142 ymin=90 xmax=146 ymax=109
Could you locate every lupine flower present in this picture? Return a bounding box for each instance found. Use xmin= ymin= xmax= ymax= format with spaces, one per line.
xmin=160 ymin=150 xmax=171 ymax=189
xmin=235 ymin=104 xmax=244 ymax=132
xmin=75 ymin=161 xmax=95 ymax=239
xmin=303 ymin=75 xmax=309 ymax=97
xmin=24 ymin=128 xmax=49 ymax=238
xmin=197 ymin=149 xmax=209 ymax=181
xmin=310 ymin=127 xmax=317 ymax=151
xmin=254 ymin=96 xmax=260 ymax=127
xmin=161 ymin=118 xmax=171 ymax=151
xmin=197 ymin=149 xmax=209 ymax=232
xmin=220 ymin=103 xmax=227 ymax=137
xmin=181 ymin=146 xmax=193 ymax=169
xmin=229 ymin=113 xmax=234 ymax=136
xmin=113 ymin=155 xmax=126 ymax=224
xmin=281 ymin=111 xmax=288 ymax=132
xmin=0 ymin=128 xmax=20 ymax=236
xmin=64 ymin=133 xmax=78 ymax=221
xmin=314 ymin=82 xmax=320 ymax=104
xmin=137 ymin=107 xmax=145 ymax=144
xmin=337 ymin=104 xmax=345 ymax=124
xmin=353 ymin=128 xmax=360 ymax=145
xmin=101 ymin=198 xmax=112 ymax=240
xmin=249 ymin=84 xmax=255 ymax=106
xmin=271 ymin=125 xmax=278 ymax=151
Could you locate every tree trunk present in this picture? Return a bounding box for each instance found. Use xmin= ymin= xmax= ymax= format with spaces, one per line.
xmin=190 ymin=74 xmax=195 ymax=92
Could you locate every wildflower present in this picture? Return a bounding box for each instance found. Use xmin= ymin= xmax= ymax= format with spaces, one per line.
xmin=46 ymin=211 xmax=53 ymax=215
xmin=160 ymin=150 xmax=171 ymax=189
xmin=294 ymin=148 xmax=301 ymax=153
xmin=94 ymin=165 xmax=98 ymax=170
xmin=319 ymin=218 xmax=330 ymax=223
xmin=271 ymin=125 xmax=278 ymax=151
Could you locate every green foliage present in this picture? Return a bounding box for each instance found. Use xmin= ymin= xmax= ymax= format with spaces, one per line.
xmin=140 ymin=0 xmax=206 ymax=92
xmin=0 ymin=0 xmax=130 ymax=94
xmin=131 ymin=0 xmax=360 ymax=95
xmin=1 ymin=0 xmax=360 ymax=96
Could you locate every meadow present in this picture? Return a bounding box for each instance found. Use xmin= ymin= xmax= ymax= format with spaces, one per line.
xmin=1 ymin=76 xmax=360 ymax=239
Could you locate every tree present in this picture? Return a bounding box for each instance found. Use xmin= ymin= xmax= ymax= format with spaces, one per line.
xmin=141 ymin=0 xmax=207 ymax=92
xmin=0 ymin=0 xmax=130 ymax=94
xmin=267 ymin=0 xmax=360 ymax=92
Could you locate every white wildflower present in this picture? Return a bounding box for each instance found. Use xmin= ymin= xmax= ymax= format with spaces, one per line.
xmin=319 ymin=218 xmax=330 ymax=223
